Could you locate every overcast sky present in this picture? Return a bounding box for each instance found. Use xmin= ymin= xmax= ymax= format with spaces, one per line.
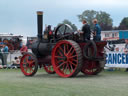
xmin=0 ymin=0 xmax=128 ymax=37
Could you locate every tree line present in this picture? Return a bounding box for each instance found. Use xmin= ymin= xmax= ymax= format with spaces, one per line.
xmin=60 ymin=10 xmax=128 ymax=31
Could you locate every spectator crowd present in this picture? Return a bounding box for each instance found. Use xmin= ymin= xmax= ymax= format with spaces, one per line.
xmin=0 ymin=41 xmax=28 ymax=69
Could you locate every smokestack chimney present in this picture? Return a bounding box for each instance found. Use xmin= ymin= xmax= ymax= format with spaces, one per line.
xmin=37 ymin=11 xmax=43 ymax=41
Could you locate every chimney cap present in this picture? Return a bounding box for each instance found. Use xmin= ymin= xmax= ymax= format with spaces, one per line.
xmin=37 ymin=11 xmax=43 ymax=15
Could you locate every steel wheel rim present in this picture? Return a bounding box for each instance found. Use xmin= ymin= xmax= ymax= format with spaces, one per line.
xmin=20 ymin=54 xmax=36 ymax=76
xmin=52 ymin=41 xmax=79 ymax=77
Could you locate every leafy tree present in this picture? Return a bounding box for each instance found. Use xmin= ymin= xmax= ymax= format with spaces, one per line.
xmin=96 ymin=11 xmax=113 ymax=30
xmin=118 ymin=17 xmax=128 ymax=30
xmin=77 ymin=10 xmax=113 ymax=30
xmin=78 ymin=10 xmax=97 ymax=29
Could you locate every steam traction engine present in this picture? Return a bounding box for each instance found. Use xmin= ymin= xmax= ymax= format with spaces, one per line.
xmin=20 ymin=11 xmax=107 ymax=78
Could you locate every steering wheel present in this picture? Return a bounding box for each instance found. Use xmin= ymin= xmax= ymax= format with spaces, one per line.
xmin=54 ymin=24 xmax=73 ymax=40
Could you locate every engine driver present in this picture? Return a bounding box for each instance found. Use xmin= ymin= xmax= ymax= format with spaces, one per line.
xmin=81 ymin=19 xmax=91 ymax=41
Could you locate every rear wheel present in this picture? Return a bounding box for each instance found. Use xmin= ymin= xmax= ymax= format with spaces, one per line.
xmin=20 ymin=52 xmax=38 ymax=76
xmin=52 ymin=40 xmax=82 ymax=77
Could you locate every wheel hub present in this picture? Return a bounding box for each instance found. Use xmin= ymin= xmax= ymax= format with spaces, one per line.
xmin=63 ymin=56 xmax=67 ymax=61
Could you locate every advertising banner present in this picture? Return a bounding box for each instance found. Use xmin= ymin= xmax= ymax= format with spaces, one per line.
xmin=106 ymin=52 xmax=128 ymax=68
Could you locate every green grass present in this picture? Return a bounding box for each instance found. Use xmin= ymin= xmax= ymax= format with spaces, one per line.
xmin=0 ymin=69 xmax=128 ymax=96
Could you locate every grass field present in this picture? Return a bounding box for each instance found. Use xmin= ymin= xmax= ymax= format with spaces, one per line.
xmin=0 ymin=69 xmax=128 ymax=96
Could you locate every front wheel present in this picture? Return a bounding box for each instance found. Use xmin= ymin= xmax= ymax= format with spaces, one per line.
xmin=20 ymin=52 xmax=38 ymax=76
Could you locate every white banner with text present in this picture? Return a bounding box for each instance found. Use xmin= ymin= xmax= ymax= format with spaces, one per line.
xmin=105 ymin=52 xmax=128 ymax=68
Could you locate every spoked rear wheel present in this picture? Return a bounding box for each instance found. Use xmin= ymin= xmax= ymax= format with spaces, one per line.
xmin=52 ymin=40 xmax=82 ymax=78
xmin=81 ymin=61 xmax=102 ymax=75
xmin=43 ymin=63 xmax=55 ymax=74
xmin=20 ymin=52 xmax=38 ymax=76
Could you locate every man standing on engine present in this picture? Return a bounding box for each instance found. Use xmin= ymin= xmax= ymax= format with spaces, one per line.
xmin=92 ymin=19 xmax=101 ymax=41
xmin=81 ymin=19 xmax=91 ymax=41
